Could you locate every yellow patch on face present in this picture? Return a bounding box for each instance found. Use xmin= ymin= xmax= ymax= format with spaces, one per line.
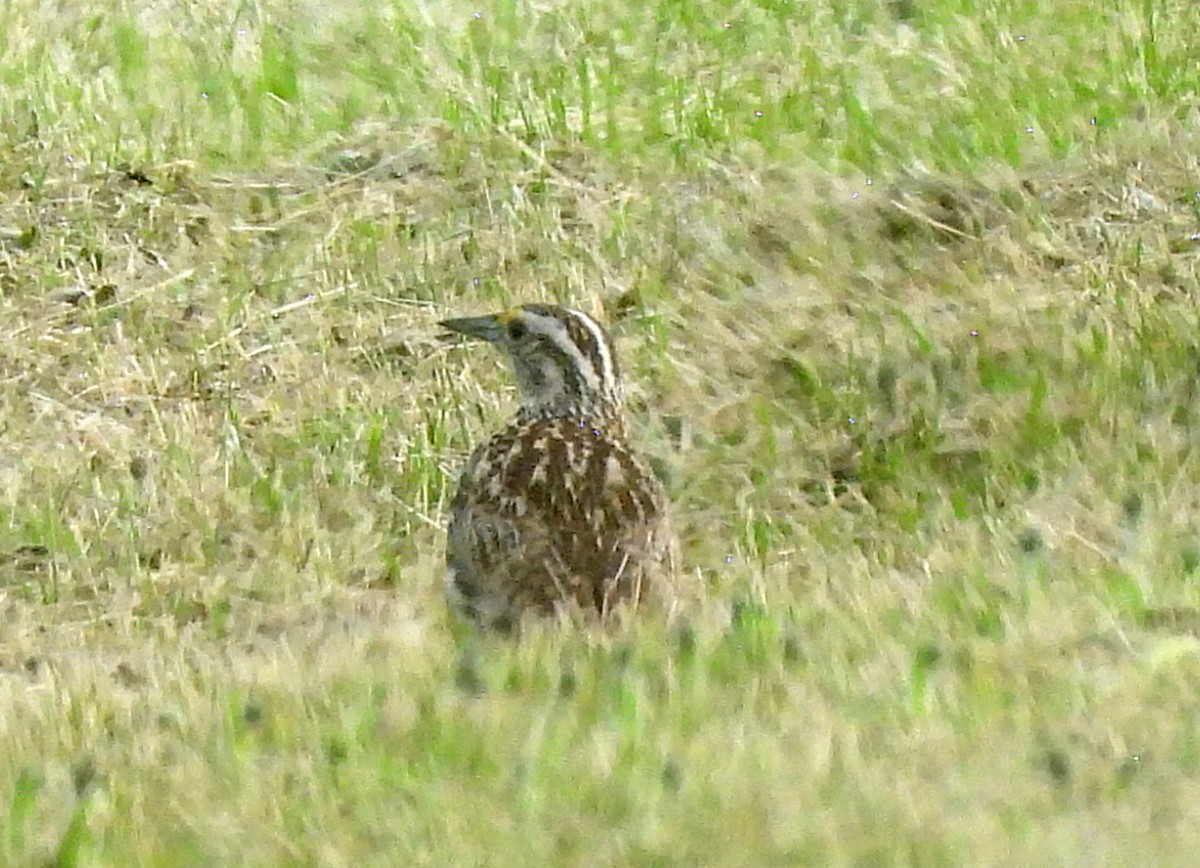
xmin=496 ymin=308 xmax=522 ymax=325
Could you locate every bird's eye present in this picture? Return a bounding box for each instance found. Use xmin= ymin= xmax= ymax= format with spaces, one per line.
xmin=507 ymin=321 xmax=528 ymax=340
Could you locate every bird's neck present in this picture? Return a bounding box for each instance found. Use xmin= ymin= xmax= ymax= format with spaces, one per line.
xmin=516 ymin=398 xmax=626 ymax=436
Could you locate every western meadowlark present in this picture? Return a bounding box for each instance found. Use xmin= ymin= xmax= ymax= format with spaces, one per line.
xmin=440 ymin=303 xmax=679 ymax=630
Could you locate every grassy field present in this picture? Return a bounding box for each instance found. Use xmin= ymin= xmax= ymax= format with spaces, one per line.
xmin=2 ymin=0 xmax=1200 ymax=863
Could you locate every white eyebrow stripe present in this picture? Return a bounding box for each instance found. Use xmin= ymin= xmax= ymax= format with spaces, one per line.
xmin=527 ymin=311 xmax=601 ymax=393
xmin=566 ymin=308 xmax=616 ymax=394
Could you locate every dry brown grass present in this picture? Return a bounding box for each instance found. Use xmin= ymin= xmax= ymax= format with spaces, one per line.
xmin=3 ymin=0 xmax=1200 ymax=863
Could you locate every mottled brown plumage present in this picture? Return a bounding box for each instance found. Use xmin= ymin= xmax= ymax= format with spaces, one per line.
xmin=441 ymin=303 xmax=678 ymax=630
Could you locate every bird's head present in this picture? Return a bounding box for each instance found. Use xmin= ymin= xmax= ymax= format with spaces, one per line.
xmin=441 ymin=303 xmax=623 ymax=425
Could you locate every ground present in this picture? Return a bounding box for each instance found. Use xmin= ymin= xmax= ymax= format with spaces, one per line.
xmin=2 ymin=0 xmax=1200 ymax=864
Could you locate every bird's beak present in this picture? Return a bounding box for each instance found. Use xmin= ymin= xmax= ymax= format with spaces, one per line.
xmin=440 ymin=313 xmax=504 ymax=343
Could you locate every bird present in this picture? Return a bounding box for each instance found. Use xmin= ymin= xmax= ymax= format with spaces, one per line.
xmin=440 ymin=302 xmax=679 ymax=630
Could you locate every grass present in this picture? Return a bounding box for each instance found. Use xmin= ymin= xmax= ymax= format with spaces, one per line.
xmin=2 ymin=0 xmax=1200 ymax=863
